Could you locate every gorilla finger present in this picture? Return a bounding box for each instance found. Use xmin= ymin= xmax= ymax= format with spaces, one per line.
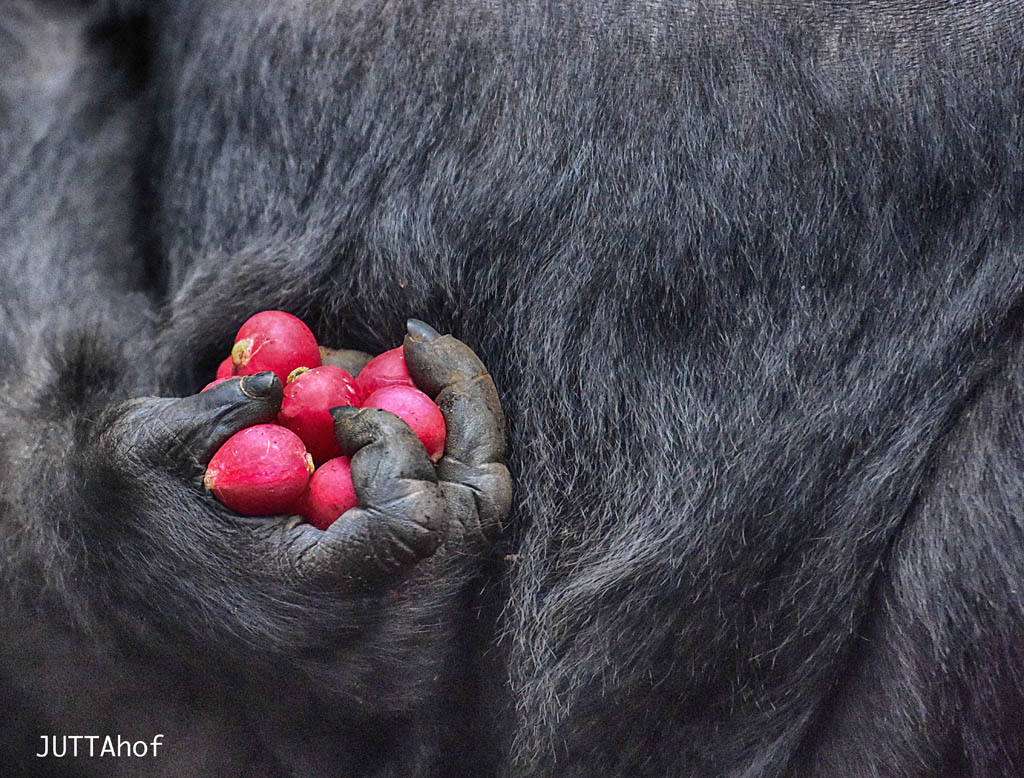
xmin=437 ymin=461 xmax=513 ymax=544
xmin=269 ymin=485 xmax=445 ymax=589
xmin=319 ymin=346 xmax=374 ymax=377
xmin=402 ymin=320 xmax=507 ymax=466
xmin=123 ymin=372 xmax=283 ymax=468
xmin=330 ymin=406 xmax=438 ymax=503
xmin=435 ymin=378 xmax=507 ymax=466
xmin=402 ymin=319 xmax=484 ymax=395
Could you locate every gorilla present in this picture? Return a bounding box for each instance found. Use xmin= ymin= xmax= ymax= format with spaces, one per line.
xmin=2 ymin=0 xmax=1023 ymax=776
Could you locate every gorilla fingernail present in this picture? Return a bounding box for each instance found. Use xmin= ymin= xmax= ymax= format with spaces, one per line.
xmin=239 ymin=371 xmax=283 ymax=400
xmin=329 ymin=405 xmax=363 ymax=422
xmin=406 ymin=319 xmax=441 ymax=341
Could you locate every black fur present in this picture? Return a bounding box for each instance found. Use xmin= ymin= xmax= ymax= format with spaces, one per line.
xmin=2 ymin=0 xmax=1024 ymax=775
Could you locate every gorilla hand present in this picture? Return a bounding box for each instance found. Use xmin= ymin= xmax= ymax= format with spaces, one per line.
xmin=402 ymin=319 xmax=512 ymax=549
xmin=63 ymin=322 xmax=510 ymax=703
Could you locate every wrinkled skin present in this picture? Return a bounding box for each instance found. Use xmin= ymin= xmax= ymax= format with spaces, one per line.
xmin=2 ymin=0 xmax=1024 ymax=776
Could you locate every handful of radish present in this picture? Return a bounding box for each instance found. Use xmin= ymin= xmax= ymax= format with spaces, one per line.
xmin=203 ymin=311 xmax=446 ymax=530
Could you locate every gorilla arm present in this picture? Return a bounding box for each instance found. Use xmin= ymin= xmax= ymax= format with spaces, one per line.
xmin=0 ymin=316 xmax=511 ymax=775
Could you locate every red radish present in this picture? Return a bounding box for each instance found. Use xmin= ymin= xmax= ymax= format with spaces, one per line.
xmin=215 ymin=356 xmax=234 ymax=380
xmin=201 ymin=377 xmax=231 ymax=392
xmin=296 ymin=456 xmax=358 ymax=530
xmin=278 ymin=366 xmax=361 ymax=464
xmin=204 ymin=424 xmax=314 ymax=516
xmin=231 ymin=310 xmax=321 ymax=384
xmin=355 ymin=346 xmax=414 ymax=398
xmin=362 ymin=384 xmax=446 ymax=461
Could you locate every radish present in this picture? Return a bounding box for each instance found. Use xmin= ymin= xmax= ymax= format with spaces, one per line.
xmin=204 ymin=424 xmax=314 ymax=516
xmin=231 ymin=310 xmax=321 ymax=384
xmin=278 ymin=365 xmax=361 ymax=464
xmin=362 ymin=384 xmax=446 ymax=462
